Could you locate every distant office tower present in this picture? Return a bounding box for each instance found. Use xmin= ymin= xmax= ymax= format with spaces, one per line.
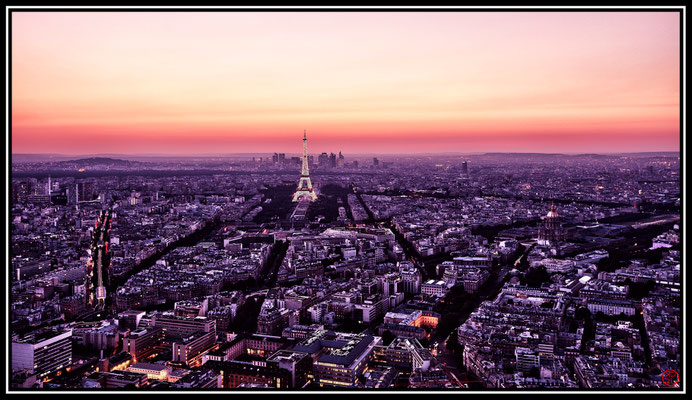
xmin=292 ymin=131 xmax=318 ymax=202
xmin=12 ymin=180 xmax=34 ymax=203
xmin=373 ymin=157 xmax=379 ymax=167
xmin=272 ymin=153 xmax=279 ymax=164
xmin=72 ymin=184 xmax=79 ymax=204
xmin=329 ymin=152 xmax=337 ymax=168
xmin=461 ymin=161 xmax=469 ymax=176
xmin=12 ymin=328 xmax=73 ymax=379
xmin=537 ymin=204 xmax=567 ymax=246
xmin=278 ymin=153 xmax=286 ymax=164
xmin=318 ymin=152 xmax=329 ymax=166
xmin=337 ymin=151 xmax=345 ymax=167
xmin=76 ymin=181 xmax=95 ymax=202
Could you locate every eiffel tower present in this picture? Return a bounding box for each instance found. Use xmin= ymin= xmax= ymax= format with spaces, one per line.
xmin=292 ymin=130 xmax=318 ymax=202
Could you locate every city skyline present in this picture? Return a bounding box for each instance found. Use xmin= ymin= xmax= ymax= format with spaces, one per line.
xmin=7 ymin=6 xmax=685 ymax=393
xmin=11 ymin=12 xmax=680 ymax=154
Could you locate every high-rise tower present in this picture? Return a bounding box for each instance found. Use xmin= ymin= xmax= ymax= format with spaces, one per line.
xmin=293 ymin=130 xmax=317 ymax=202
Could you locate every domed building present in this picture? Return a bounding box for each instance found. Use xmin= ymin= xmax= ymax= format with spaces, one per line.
xmin=538 ymin=204 xmax=567 ymax=246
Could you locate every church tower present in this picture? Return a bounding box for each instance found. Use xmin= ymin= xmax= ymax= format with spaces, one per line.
xmin=538 ymin=203 xmax=566 ymax=245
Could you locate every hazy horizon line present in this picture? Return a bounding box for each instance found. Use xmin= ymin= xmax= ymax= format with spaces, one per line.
xmin=12 ymin=150 xmax=681 ymax=156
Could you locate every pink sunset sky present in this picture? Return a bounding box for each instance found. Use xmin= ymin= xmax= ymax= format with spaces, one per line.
xmin=11 ymin=11 xmax=681 ymax=154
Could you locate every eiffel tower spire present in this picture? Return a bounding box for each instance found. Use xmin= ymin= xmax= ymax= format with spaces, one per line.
xmin=293 ymin=130 xmax=317 ymax=202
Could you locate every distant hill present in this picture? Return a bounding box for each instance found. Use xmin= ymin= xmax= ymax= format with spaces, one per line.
xmin=481 ymin=152 xmax=678 ymax=158
xmin=482 ymin=152 xmax=565 ymax=157
xmin=59 ymin=157 xmax=135 ymax=165
xmin=12 ymin=154 xmax=141 ymax=163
